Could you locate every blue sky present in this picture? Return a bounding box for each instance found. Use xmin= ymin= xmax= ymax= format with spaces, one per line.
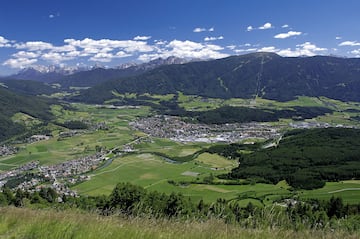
xmin=1 ymin=0 xmax=360 ymax=75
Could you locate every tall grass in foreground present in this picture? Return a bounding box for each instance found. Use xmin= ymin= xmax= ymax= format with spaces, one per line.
xmin=0 ymin=207 xmax=358 ymax=239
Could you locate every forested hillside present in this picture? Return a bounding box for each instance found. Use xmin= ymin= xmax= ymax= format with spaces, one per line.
xmin=0 ymin=87 xmax=54 ymax=142
xmin=225 ymin=128 xmax=360 ymax=189
xmin=72 ymin=53 xmax=360 ymax=103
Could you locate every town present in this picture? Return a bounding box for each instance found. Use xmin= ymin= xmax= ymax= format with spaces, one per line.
xmin=131 ymin=115 xmax=283 ymax=143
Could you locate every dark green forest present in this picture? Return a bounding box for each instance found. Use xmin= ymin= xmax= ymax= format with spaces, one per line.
xmin=224 ymin=128 xmax=360 ymax=189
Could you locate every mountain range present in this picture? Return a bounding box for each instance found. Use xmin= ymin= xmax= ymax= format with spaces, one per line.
xmin=72 ymin=52 xmax=360 ymax=103
xmin=2 ymin=53 xmax=360 ymax=104
xmin=4 ymin=56 xmax=191 ymax=88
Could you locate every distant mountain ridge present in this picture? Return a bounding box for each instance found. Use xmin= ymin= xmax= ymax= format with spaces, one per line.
xmin=7 ymin=56 xmax=191 ymax=88
xmin=73 ymin=53 xmax=360 ymax=103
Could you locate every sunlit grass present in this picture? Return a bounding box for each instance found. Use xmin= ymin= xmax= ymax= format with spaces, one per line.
xmin=0 ymin=207 xmax=358 ymax=239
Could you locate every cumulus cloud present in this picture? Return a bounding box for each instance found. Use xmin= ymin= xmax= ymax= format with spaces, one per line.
xmin=2 ymin=36 xmax=229 ymax=68
xmin=193 ymin=27 xmax=215 ymax=33
xmin=274 ymin=31 xmax=302 ymax=39
xmin=133 ymin=35 xmax=152 ymax=41
xmin=234 ymin=48 xmax=257 ymax=53
xmin=259 ymin=22 xmax=272 ymax=30
xmin=226 ymin=45 xmax=236 ymax=50
xmin=193 ymin=27 xmax=206 ymax=33
xmin=12 ymin=51 xmax=39 ymax=58
xmin=0 ymin=36 xmax=12 ymax=47
xmin=246 ymin=26 xmax=253 ymax=31
xmin=64 ymin=38 xmax=154 ymax=53
xmin=138 ymin=40 xmax=228 ymax=62
xmin=258 ymin=46 xmax=277 ymax=52
xmin=281 ymin=24 xmax=289 ymax=28
xmin=49 ymin=14 xmax=55 ymax=18
xmin=15 ymin=41 xmax=53 ymax=51
xmin=204 ymin=36 xmax=224 ymax=41
xmin=3 ymin=58 xmax=38 ymax=69
xmin=41 ymin=52 xmax=75 ymax=63
xmin=233 ymin=42 xmax=328 ymax=57
xmin=339 ymin=41 xmax=360 ymax=46
xmin=335 ymin=36 xmax=342 ymax=40
xmin=350 ymin=49 xmax=360 ymax=57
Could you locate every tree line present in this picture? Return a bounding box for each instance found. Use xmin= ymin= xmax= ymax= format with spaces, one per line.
xmin=0 ymin=183 xmax=359 ymax=231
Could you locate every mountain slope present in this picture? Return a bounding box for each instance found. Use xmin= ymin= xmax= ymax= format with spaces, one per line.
xmin=73 ymin=53 xmax=360 ymax=103
xmin=0 ymin=86 xmax=54 ymax=142
xmin=0 ymin=79 xmax=58 ymax=96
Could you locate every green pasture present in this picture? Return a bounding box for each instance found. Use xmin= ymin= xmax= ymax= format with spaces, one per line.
xmin=134 ymin=138 xmax=206 ymax=157
xmin=73 ymin=153 xmax=292 ymax=204
xmin=299 ymin=181 xmax=360 ymax=204
xmin=195 ymin=153 xmax=237 ymax=169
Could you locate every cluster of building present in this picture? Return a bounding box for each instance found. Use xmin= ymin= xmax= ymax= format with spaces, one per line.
xmin=0 ymin=152 xmax=107 ymax=197
xmin=0 ymin=145 xmax=17 ymax=156
xmin=39 ymin=152 xmax=106 ymax=179
xmin=131 ymin=115 xmax=282 ymax=143
xmin=26 ymin=135 xmax=51 ymax=144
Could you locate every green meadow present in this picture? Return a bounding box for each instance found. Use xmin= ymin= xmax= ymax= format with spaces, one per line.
xmin=1 ymin=207 xmax=358 ymax=239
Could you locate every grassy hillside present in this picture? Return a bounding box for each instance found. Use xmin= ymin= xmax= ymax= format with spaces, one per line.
xmin=0 ymin=207 xmax=358 ymax=239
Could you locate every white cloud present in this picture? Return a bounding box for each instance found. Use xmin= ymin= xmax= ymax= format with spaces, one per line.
xmin=193 ymin=27 xmax=214 ymax=33
xmin=15 ymin=41 xmax=53 ymax=51
xmin=3 ymin=58 xmax=38 ymax=69
xmin=234 ymin=48 xmax=257 ymax=53
xmin=246 ymin=25 xmax=253 ymax=31
xmin=204 ymin=36 xmax=224 ymax=41
xmin=274 ymin=31 xmax=302 ymax=39
xmin=41 ymin=52 xmax=74 ymax=63
xmin=258 ymin=46 xmax=277 ymax=52
xmin=193 ymin=27 xmax=206 ymax=33
xmin=138 ymin=40 xmax=228 ymax=62
xmin=154 ymin=40 xmax=167 ymax=45
xmin=335 ymin=36 xmax=342 ymax=40
xmin=3 ymin=36 xmax=227 ymax=69
xmin=49 ymin=14 xmax=55 ymax=18
xmin=259 ymin=22 xmax=272 ymax=30
xmin=116 ymin=51 xmax=132 ymax=58
xmin=12 ymin=51 xmax=39 ymax=58
xmin=133 ymin=35 xmax=152 ymax=41
xmin=64 ymin=38 xmax=154 ymax=53
xmin=226 ymin=45 xmax=236 ymax=50
xmin=0 ymin=36 xmax=12 ymax=47
xmin=281 ymin=24 xmax=289 ymax=28
xmin=339 ymin=41 xmax=360 ymax=46
xmin=233 ymin=42 xmax=327 ymax=57
xmin=350 ymin=49 xmax=360 ymax=57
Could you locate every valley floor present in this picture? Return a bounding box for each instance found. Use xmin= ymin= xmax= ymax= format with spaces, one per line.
xmin=0 ymin=207 xmax=359 ymax=239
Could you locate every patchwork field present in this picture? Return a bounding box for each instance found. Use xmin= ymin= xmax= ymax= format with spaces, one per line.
xmin=1 ymin=97 xmax=360 ymax=206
